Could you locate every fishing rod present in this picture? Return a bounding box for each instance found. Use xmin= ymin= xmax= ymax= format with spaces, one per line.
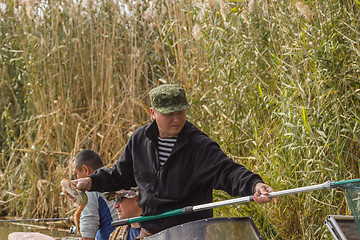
xmin=0 ymin=217 xmax=70 ymax=223
xmin=111 ymin=179 xmax=360 ymax=227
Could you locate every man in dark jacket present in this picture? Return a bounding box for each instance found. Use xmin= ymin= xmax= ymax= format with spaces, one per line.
xmin=73 ymin=84 xmax=277 ymax=234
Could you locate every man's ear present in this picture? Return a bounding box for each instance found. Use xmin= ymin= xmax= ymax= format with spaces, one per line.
xmin=82 ymin=165 xmax=91 ymax=175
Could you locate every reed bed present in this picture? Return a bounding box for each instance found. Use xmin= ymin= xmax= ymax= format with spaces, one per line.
xmin=0 ymin=0 xmax=359 ymax=239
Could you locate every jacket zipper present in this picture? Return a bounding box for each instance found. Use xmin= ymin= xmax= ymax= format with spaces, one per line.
xmin=144 ymin=142 xmax=161 ymax=215
xmin=152 ymin=142 xmax=161 ymax=194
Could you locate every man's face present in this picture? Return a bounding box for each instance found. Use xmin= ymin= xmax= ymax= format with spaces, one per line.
xmin=72 ymin=161 xmax=87 ymax=179
xmin=113 ymin=194 xmax=140 ymax=219
xmin=150 ymin=109 xmax=186 ymax=138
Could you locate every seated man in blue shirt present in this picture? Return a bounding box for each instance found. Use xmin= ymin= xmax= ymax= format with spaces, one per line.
xmin=72 ymin=149 xmax=119 ymax=240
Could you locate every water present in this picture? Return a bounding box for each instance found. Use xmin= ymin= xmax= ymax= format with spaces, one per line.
xmin=0 ymin=221 xmax=75 ymax=240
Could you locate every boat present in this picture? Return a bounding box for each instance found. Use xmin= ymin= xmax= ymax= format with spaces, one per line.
xmin=146 ymin=217 xmax=262 ymax=240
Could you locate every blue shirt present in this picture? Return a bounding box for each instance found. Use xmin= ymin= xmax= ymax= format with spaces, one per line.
xmin=127 ymin=226 xmax=141 ymax=240
xmin=80 ymin=191 xmax=119 ymax=240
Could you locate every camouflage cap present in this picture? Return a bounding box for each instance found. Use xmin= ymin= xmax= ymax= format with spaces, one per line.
xmin=104 ymin=187 xmax=139 ymax=201
xmin=149 ymin=84 xmax=190 ymax=114
xmin=115 ymin=187 xmax=139 ymax=198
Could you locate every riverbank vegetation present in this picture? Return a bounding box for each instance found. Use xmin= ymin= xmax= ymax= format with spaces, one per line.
xmin=1 ymin=0 xmax=359 ymax=239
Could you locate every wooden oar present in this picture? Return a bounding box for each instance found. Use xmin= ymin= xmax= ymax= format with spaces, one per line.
xmin=111 ymin=179 xmax=360 ymax=227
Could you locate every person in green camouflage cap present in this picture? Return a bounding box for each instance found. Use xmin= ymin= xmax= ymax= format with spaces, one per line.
xmin=73 ymin=83 xmax=277 ymax=235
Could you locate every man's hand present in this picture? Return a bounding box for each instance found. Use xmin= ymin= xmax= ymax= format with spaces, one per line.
xmin=72 ymin=177 xmax=92 ymax=191
xmin=252 ymin=182 xmax=278 ymax=204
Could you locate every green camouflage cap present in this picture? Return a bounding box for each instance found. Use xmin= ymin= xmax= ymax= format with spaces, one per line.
xmin=150 ymin=84 xmax=190 ymax=114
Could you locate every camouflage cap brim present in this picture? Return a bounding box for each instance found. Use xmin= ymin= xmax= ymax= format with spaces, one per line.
xmin=154 ymin=103 xmax=190 ymax=114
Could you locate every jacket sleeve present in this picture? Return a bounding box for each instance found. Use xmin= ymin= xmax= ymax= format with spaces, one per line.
xmin=89 ymin=137 xmax=137 ymax=192
xmin=195 ymin=136 xmax=264 ymax=197
xmin=79 ymin=192 xmax=99 ymax=238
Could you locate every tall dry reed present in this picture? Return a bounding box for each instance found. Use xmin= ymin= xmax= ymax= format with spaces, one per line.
xmin=1 ymin=0 xmax=359 ymax=239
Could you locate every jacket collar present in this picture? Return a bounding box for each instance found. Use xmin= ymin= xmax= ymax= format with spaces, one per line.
xmin=144 ymin=120 xmax=159 ymax=142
